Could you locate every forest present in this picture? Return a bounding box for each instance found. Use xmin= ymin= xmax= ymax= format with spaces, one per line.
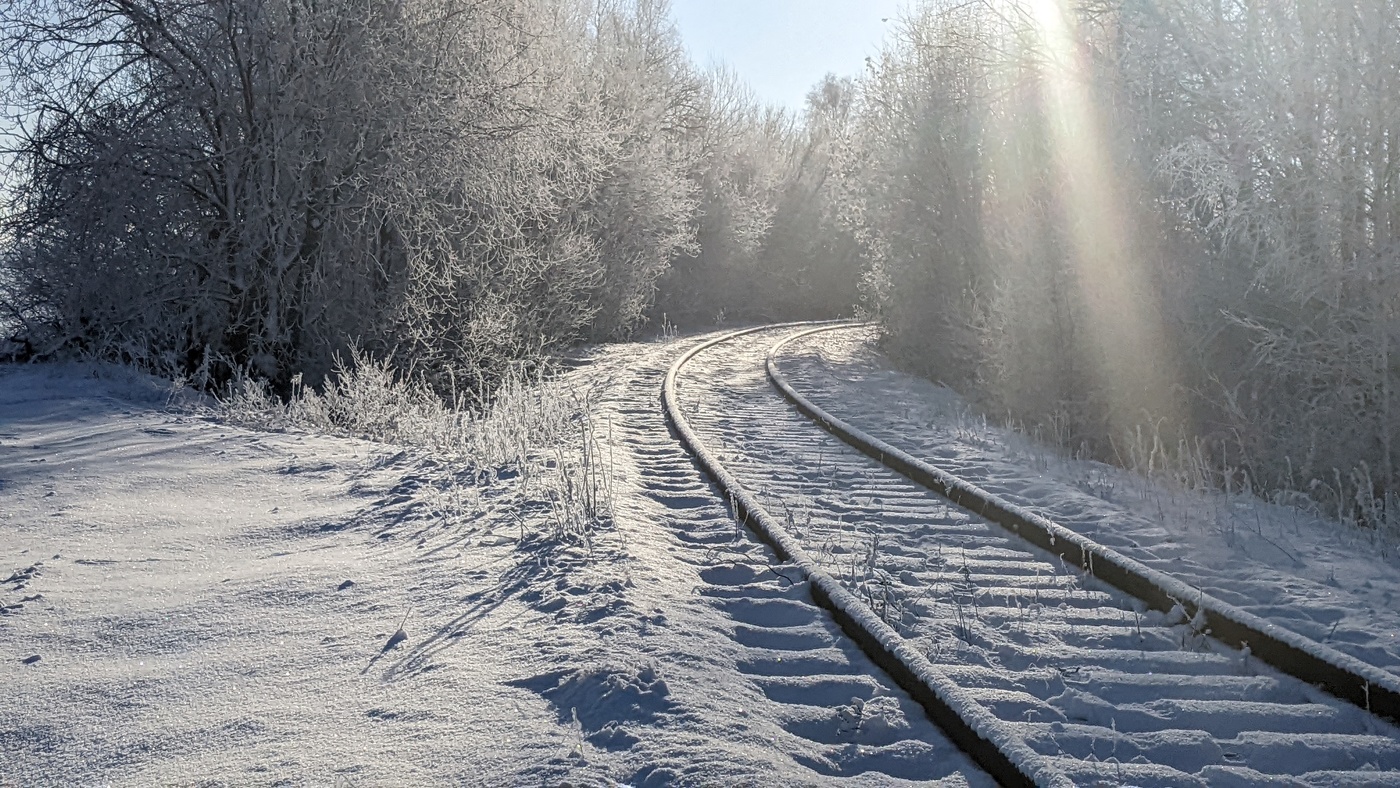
xmin=1 ymin=0 xmax=1397 ymax=533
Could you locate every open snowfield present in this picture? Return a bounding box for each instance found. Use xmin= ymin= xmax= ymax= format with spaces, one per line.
xmin=4 ymin=325 xmax=1400 ymax=786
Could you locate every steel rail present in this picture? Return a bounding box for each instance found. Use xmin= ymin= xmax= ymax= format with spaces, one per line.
xmin=765 ymin=321 xmax=1400 ymax=726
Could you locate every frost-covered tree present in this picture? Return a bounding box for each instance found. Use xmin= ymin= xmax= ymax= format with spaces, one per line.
xmin=0 ymin=0 xmax=602 ymax=395
xmin=561 ymin=0 xmax=704 ymax=340
xmin=0 ymin=0 xmax=727 ymax=398
xmin=651 ymin=67 xmax=863 ymax=326
xmin=0 ymin=0 xmax=858 ymax=395
xmin=838 ymin=0 xmax=1400 ymax=524
xmin=651 ymin=67 xmax=786 ymax=324
xmin=755 ymin=74 xmax=863 ymax=319
xmin=1123 ymin=0 xmax=1400 ymax=515
xmin=840 ymin=1 xmax=999 ymax=388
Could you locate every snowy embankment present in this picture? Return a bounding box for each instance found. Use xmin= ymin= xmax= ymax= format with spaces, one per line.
xmin=778 ymin=325 xmax=1400 ymax=679
xmin=0 ymin=345 xmax=990 ymax=787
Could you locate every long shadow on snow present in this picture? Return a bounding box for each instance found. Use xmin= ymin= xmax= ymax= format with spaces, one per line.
xmin=366 ymin=526 xmax=625 ymax=680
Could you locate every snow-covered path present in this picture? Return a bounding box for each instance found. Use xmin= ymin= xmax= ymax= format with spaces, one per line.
xmin=675 ymin=325 xmax=1400 ymax=786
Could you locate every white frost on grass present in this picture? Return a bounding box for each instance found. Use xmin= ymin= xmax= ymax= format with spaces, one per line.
xmin=779 ymin=326 xmax=1400 ymax=676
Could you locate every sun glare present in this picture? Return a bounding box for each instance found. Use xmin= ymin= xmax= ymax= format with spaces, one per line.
xmin=1027 ymin=0 xmax=1182 ymax=439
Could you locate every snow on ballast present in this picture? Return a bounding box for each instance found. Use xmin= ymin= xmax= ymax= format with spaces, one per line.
xmin=767 ymin=322 xmax=1400 ymax=727
xmin=668 ymin=324 xmax=1070 ymax=787
xmin=670 ymin=322 xmax=1400 ymax=786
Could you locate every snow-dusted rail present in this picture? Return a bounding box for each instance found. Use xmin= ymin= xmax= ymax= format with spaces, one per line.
xmin=767 ymin=322 xmax=1400 ymax=727
xmin=669 ymin=322 xmax=1400 ymax=786
xmin=664 ymin=322 xmax=1064 ymax=787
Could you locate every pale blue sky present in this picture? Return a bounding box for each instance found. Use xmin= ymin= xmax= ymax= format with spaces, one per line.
xmin=669 ymin=0 xmax=909 ymax=111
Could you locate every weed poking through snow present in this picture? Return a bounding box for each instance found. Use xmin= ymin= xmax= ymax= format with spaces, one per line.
xmin=219 ymin=351 xmax=615 ymax=548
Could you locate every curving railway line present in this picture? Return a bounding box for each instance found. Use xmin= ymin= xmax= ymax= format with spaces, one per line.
xmin=664 ymin=322 xmax=1400 ymax=787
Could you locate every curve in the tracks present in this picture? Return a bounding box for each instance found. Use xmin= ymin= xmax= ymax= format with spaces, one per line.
xmin=767 ymin=322 xmax=1400 ymax=726
xmin=664 ymin=323 xmax=1065 ymax=788
xmin=670 ymin=322 xmax=1400 ymax=787
xmin=603 ymin=339 xmax=995 ymax=785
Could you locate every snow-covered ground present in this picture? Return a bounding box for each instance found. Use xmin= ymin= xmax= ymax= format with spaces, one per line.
xmin=777 ymin=325 xmax=1400 ymax=676
xmin=6 ymin=323 xmax=1400 ymax=786
xmin=0 ymin=343 xmax=989 ymax=787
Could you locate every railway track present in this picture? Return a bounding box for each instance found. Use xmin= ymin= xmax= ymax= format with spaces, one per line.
xmin=598 ymin=339 xmax=997 ymax=784
xmin=665 ymin=322 xmax=1400 ymax=787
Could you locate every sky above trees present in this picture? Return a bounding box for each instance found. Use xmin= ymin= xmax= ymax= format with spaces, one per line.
xmin=669 ymin=0 xmax=906 ymax=111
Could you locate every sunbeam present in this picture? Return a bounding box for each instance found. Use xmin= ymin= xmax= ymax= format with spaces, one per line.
xmin=1026 ymin=0 xmax=1181 ymax=442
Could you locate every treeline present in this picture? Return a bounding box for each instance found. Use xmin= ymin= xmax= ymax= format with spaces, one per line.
xmin=0 ymin=0 xmax=856 ymax=402
xmin=839 ymin=0 xmax=1400 ymax=527
xmin=5 ymin=0 xmax=1398 ymax=526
